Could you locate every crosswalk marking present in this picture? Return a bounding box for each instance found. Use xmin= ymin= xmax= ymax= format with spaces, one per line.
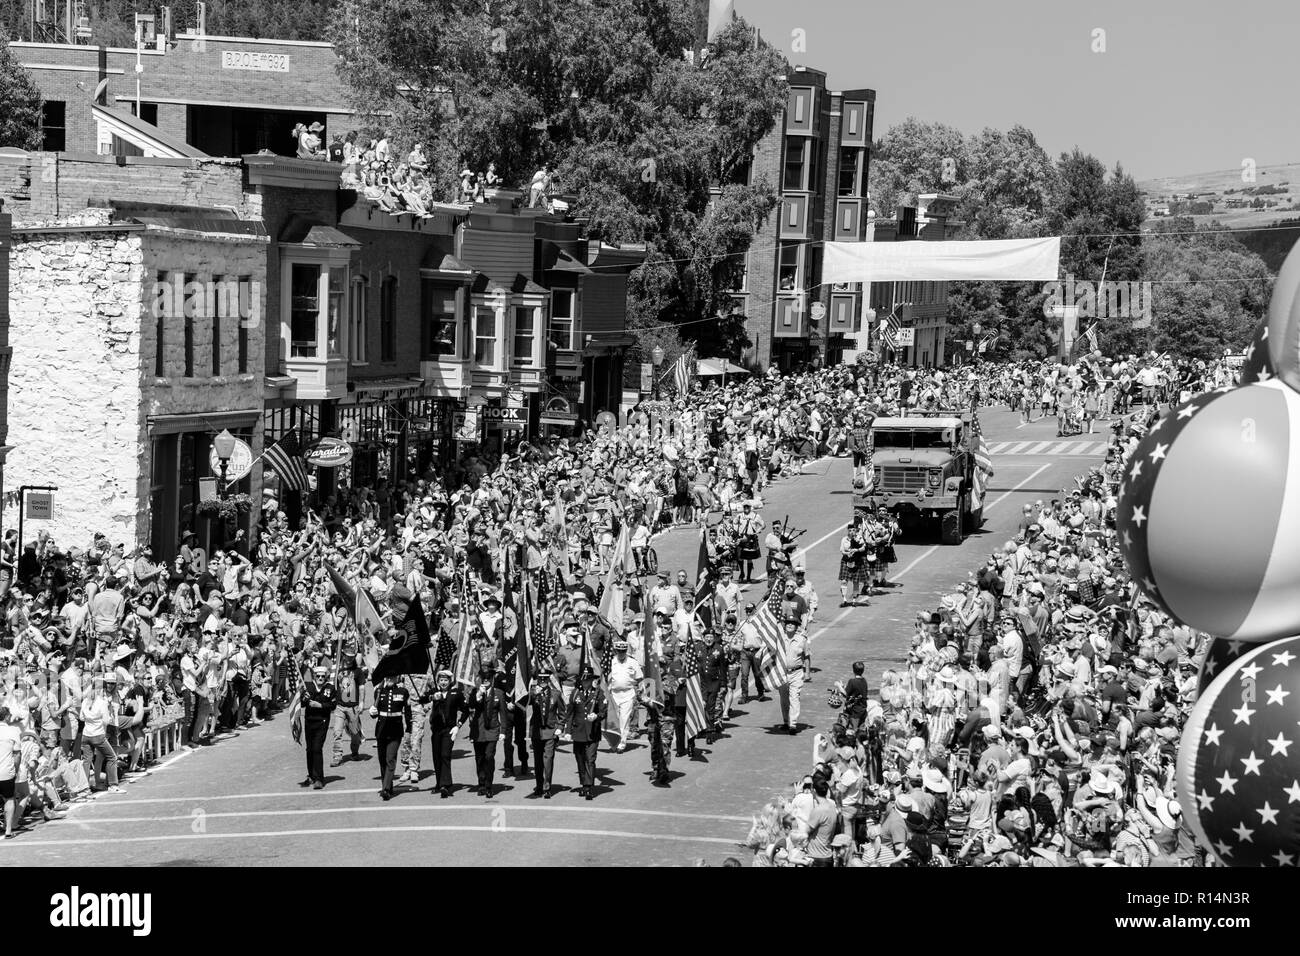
xmin=985 ymin=440 xmax=1107 ymax=457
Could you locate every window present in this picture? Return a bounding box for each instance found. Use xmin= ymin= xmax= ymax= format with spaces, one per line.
xmin=154 ymin=270 xmax=167 ymax=376
xmin=327 ymin=269 xmax=345 ymax=358
xmin=726 ymin=253 xmax=748 ymax=293
xmin=350 ymin=277 xmax=368 ymax=364
xmin=236 ymin=276 xmax=251 ymax=373
xmin=130 ymin=101 xmax=159 ymax=126
xmin=782 ymin=136 xmax=809 ymax=191
xmin=212 ymin=277 xmax=223 ymax=376
xmin=838 ymin=147 xmax=863 ymax=197
xmin=778 ymin=243 xmax=802 ymax=292
xmin=380 ymin=276 xmax=397 ymax=362
xmin=40 ymin=101 xmax=66 ymax=152
xmin=474 ymin=303 xmax=498 ymax=367
xmin=421 ymin=282 xmax=457 ymax=360
xmin=182 ymin=272 xmax=196 ymax=377
xmin=549 ymin=289 xmax=575 ymax=350
xmin=290 ymin=264 xmax=321 ymax=357
xmin=512 ymin=306 xmax=538 ymax=366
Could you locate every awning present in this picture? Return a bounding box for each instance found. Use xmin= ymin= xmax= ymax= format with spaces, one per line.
xmin=91 ymin=104 xmax=207 ymax=159
xmin=823 ymin=237 xmax=1061 ymax=284
xmin=148 ymin=409 xmax=260 ymax=436
xmin=697 ymin=357 xmax=749 ymax=377
xmin=348 ymin=377 xmax=425 ymax=396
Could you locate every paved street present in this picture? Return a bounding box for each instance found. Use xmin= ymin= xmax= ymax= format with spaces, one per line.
xmin=5 ymin=408 xmax=1107 ymax=867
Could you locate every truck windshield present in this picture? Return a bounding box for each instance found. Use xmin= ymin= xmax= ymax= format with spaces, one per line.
xmin=873 ymin=430 xmax=953 ymax=450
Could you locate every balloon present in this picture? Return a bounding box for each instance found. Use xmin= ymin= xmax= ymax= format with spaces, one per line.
xmin=1266 ymin=238 xmax=1300 ymax=393
xmin=1176 ymin=635 xmax=1300 ymax=866
xmin=1196 ymin=637 xmax=1257 ymax=697
xmin=1117 ymin=380 xmax=1300 ymax=642
xmin=1238 ymin=318 xmax=1276 ymax=387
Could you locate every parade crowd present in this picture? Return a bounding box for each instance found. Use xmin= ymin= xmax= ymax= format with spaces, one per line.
xmin=744 ymin=359 xmax=1237 ymax=867
xmin=0 ymin=347 xmax=1223 ymax=856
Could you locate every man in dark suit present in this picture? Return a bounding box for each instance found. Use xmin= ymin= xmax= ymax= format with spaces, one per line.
xmin=698 ymin=629 xmax=728 ymax=744
xmin=299 ymin=665 xmax=337 ymax=790
xmin=569 ymin=672 xmax=607 ymax=800
xmin=426 ymin=669 xmax=467 ymax=798
xmin=469 ymin=664 xmax=507 ymax=798
xmin=528 ymin=667 xmax=562 ymax=798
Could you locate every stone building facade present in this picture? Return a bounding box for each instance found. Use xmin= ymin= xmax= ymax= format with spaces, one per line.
xmin=5 ymin=205 xmax=267 ymax=554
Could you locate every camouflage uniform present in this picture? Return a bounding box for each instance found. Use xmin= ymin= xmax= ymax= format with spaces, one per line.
xmin=399 ymin=673 xmax=432 ymax=779
xmin=647 ymin=661 xmax=682 ymax=785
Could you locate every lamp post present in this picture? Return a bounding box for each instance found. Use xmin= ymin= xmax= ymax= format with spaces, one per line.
xmin=212 ymin=428 xmax=236 ymax=499
xmin=651 ymin=345 xmax=664 ymax=401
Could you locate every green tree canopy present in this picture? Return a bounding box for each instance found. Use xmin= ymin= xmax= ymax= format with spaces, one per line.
xmin=0 ymin=38 xmax=41 ymax=150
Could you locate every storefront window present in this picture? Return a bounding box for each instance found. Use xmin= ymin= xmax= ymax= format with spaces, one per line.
xmin=290 ymin=263 xmax=321 ymax=357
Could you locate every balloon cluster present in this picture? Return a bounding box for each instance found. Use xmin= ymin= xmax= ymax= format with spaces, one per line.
xmin=1117 ymin=240 xmax=1300 ymax=866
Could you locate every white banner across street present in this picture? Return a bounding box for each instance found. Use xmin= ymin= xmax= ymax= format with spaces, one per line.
xmin=822 ymin=236 xmax=1061 ymax=284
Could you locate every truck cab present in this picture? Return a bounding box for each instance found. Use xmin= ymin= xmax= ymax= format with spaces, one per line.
xmin=851 ymin=412 xmax=982 ymax=544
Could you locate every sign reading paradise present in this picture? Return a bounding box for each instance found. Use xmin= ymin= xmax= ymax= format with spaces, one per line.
xmin=305 ymin=437 xmax=353 ymax=468
xmin=540 ymin=396 xmax=577 ymax=427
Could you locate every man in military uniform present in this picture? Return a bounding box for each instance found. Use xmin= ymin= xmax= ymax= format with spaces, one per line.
xmin=299 ymin=664 xmax=337 ymax=790
xmin=399 ymin=670 xmax=432 ymax=784
xmin=469 ymin=663 xmax=507 ymax=798
xmin=427 ymin=669 xmax=467 ymax=798
xmin=528 ymin=666 xmax=562 ymax=798
xmin=569 ymin=672 xmax=607 ymax=800
xmin=330 ymin=637 xmax=364 ymax=766
xmin=553 ymin=617 xmax=585 ymax=712
xmin=370 ymin=674 xmax=411 ymax=800
xmin=698 ymin=628 xmax=729 ymax=744
xmin=643 ymin=662 xmax=680 ymax=787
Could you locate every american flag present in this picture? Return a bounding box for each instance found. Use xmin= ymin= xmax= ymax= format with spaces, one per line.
xmin=1082 ymin=323 xmax=1099 ymax=354
xmin=672 ymin=352 xmax=693 ymax=397
xmin=263 ymin=429 xmax=310 ymax=492
xmin=969 ymin=406 xmax=994 ymax=509
xmin=748 ymin=582 xmax=790 ymax=690
xmin=880 ymin=312 xmax=901 ymax=350
xmin=452 ymin=609 xmax=477 ymax=690
xmin=680 ymin=635 xmax=707 ymax=743
xmin=1182 ymin=634 xmax=1300 ymax=866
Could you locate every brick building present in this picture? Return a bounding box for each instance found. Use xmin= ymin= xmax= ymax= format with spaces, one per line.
xmin=728 ymin=67 xmax=878 ymax=372
xmin=0 ymin=150 xmax=641 ymax=556
xmin=12 ymin=28 xmax=356 ymax=158
xmin=0 ymin=200 xmax=11 ymax=534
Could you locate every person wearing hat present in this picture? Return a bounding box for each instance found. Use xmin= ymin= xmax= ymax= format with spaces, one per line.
xmin=87 ymin=571 xmax=126 ymax=660
xmin=568 ymin=672 xmax=606 ymax=800
xmin=734 ymin=501 xmax=763 ymax=583
xmin=298 ymin=664 xmax=337 ymax=790
xmin=469 ymin=663 xmax=507 ymax=798
xmin=607 ymin=639 xmax=642 ymax=752
xmin=553 ymin=617 xmax=585 ymax=713
xmin=647 ymin=571 xmax=682 ymax=619
xmin=426 ymin=670 xmax=468 ymax=798
xmin=369 ymin=674 xmax=412 ymax=800
xmin=527 ymin=667 xmax=563 ymax=797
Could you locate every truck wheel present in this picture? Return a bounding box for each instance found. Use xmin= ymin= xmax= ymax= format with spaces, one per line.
xmin=941 ymin=508 xmax=963 ymax=545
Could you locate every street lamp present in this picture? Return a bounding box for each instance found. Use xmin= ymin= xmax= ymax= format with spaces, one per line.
xmin=212 ymin=428 xmax=236 ymax=498
xmin=651 ymin=345 xmax=664 ymax=401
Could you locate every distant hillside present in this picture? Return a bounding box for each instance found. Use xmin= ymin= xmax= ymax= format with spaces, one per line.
xmin=1138 ymin=163 xmax=1300 ymax=241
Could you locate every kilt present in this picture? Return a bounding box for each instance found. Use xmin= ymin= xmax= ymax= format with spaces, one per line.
xmin=839 ymin=555 xmax=871 ymax=584
xmin=738 ymin=535 xmax=761 ymax=560
xmin=880 ymin=544 xmax=898 ymax=565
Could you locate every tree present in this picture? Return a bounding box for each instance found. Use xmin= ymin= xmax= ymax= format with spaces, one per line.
xmin=329 ymin=1 xmax=788 ymax=366
xmin=0 ymin=39 xmax=41 ymax=150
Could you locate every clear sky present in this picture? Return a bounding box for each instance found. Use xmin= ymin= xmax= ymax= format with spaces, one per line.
xmin=734 ymin=0 xmax=1300 ymax=181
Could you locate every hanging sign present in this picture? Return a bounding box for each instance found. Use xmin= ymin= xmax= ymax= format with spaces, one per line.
xmin=305 ymin=437 xmax=354 ymax=468
xmin=208 ymin=438 xmax=254 ymax=482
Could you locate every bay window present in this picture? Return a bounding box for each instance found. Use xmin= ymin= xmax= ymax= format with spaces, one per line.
xmin=549 ymin=289 xmax=575 ymax=350
xmin=422 ymin=282 xmax=460 ymax=360
xmin=512 ymin=305 xmax=541 ymax=366
xmin=290 ymin=263 xmax=322 ymax=358
xmin=473 ymin=302 xmax=499 ymax=367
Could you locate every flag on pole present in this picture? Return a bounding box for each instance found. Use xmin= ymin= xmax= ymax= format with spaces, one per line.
xmin=969 ymin=406 xmax=994 ymax=510
xmin=263 ymin=429 xmax=310 ymax=492
xmin=371 ymin=594 xmax=434 ymax=681
xmin=513 ymin=583 xmax=533 ymax=702
xmin=747 ymin=583 xmax=791 ymax=690
xmin=880 ymin=312 xmax=902 ymax=350
xmin=287 ymin=688 xmax=303 ymax=745
xmin=1083 ymin=322 xmax=1099 ymax=354
xmin=680 ymin=635 xmax=707 ymax=743
xmin=452 ymin=610 xmax=477 ymax=690
xmin=672 ymin=352 xmax=693 ymax=396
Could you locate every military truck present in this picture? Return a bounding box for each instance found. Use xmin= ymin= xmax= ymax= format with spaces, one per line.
xmin=850 ymin=411 xmax=983 ymax=545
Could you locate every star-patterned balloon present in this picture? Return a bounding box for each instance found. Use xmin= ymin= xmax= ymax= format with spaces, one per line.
xmin=1177 ymin=635 xmax=1300 ymax=866
xmin=1237 ymin=318 xmax=1277 ymax=387
xmin=1197 ymin=636 xmax=1259 ymax=697
xmin=1117 ymin=380 xmax=1300 ymax=642
xmin=1265 ymin=239 xmax=1300 ymax=394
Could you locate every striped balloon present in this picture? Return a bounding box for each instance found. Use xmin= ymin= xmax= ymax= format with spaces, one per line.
xmin=1238 ymin=318 xmax=1276 ymax=387
xmin=1267 ymin=239 xmax=1300 ymax=393
xmin=1117 ymin=380 xmax=1300 ymax=642
xmin=1176 ymin=635 xmax=1300 ymax=866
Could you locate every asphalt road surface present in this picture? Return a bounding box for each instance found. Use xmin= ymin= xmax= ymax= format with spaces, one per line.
xmin=9 ymin=407 xmax=1109 ymax=867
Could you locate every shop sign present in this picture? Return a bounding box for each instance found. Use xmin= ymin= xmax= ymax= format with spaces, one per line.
xmin=453 ymin=409 xmax=480 ymax=443
xmin=221 ymin=50 xmax=291 ymax=72
xmin=304 ymin=437 xmax=354 ymax=468
xmin=207 ymin=438 xmax=253 ymax=482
